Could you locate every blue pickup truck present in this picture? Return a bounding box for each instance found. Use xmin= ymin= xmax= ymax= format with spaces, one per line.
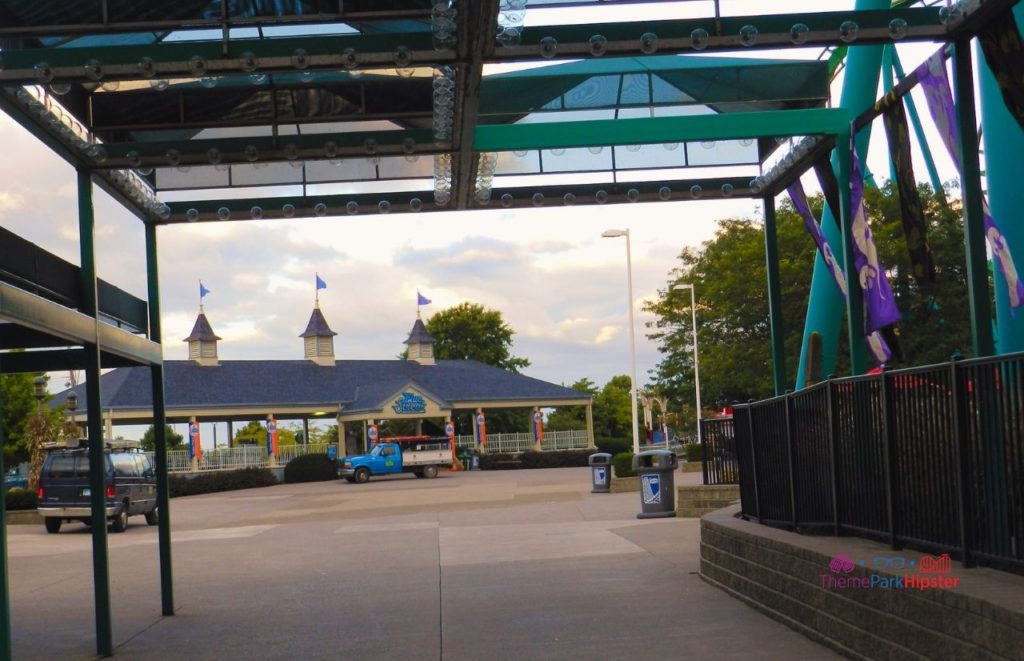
xmin=338 ymin=436 xmax=453 ymax=483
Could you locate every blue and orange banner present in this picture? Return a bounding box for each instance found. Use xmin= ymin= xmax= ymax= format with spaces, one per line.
xmin=188 ymin=421 xmax=202 ymax=462
xmin=532 ymin=409 xmax=544 ymax=444
xmin=266 ymin=417 xmax=278 ymax=457
xmin=476 ymin=409 xmax=487 ymax=448
xmin=445 ymin=419 xmax=458 ymax=470
xmin=368 ymin=423 xmax=379 ymax=446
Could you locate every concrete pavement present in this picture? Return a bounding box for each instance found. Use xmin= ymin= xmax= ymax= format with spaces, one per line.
xmin=6 ymin=467 xmax=838 ymax=659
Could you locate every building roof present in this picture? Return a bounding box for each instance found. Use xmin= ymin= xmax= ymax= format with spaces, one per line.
xmin=299 ymin=307 xmax=337 ymax=338
xmin=403 ymin=318 xmax=435 ymax=345
xmin=183 ymin=313 xmax=221 ymax=342
xmin=51 ymin=359 xmax=591 ymax=420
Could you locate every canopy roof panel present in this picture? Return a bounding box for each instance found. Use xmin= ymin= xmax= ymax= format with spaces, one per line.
xmin=0 ymin=0 xmax=1011 ymax=221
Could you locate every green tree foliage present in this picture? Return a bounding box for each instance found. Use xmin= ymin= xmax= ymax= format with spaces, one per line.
xmin=140 ymin=424 xmax=185 ymax=452
xmin=424 ymin=302 xmax=530 ymax=372
xmin=306 ymin=424 xmax=339 ymax=445
xmin=644 ymin=185 xmax=973 ymax=411
xmin=545 ymin=378 xmax=598 ymax=431
xmin=1 ymin=371 xmax=39 ymax=465
xmin=592 ymin=375 xmax=634 ymax=439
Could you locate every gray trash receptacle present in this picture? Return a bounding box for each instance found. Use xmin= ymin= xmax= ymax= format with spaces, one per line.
xmin=633 ymin=450 xmax=678 ymax=518
xmin=588 ymin=452 xmax=612 ymax=493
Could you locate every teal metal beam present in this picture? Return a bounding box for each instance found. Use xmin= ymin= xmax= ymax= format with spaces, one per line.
xmin=836 ymin=131 xmax=868 ymax=375
xmin=890 ymin=50 xmax=945 ymax=196
xmin=162 ymin=176 xmax=753 ymax=221
xmin=952 ymin=39 xmax=995 ymax=358
xmin=77 ymin=169 xmax=113 ymax=657
xmin=0 ymin=349 xmax=139 ymax=373
xmin=763 ymin=194 xmax=787 ymax=395
xmin=145 ymin=225 xmax=175 ymax=618
xmin=474 ymin=108 xmax=850 ymax=152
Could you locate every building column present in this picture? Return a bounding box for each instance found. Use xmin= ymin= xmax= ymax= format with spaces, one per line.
xmin=0 ymin=363 xmax=10 ymax=661
xmin=78 ymin=168 xmax=113 ymax=657
xmin=763 ymin=194 xmax=786 ymax=394
xmin=585 ymin=402 xmax=595 ymax=449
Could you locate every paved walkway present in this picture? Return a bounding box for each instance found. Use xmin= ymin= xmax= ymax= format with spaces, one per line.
xmin=6 ymin=467 xmax=838 ymax=660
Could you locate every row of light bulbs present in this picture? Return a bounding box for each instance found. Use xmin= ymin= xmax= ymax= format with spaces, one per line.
xmin=750 ymin=136 xmax=825 ymax=195
xmin=173 ymin=181 xmax=749 ymax=222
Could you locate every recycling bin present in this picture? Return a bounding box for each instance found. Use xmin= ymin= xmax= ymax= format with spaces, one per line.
xmin=588 ymin=452 xmax=612 ymax=493
xmin=632 ymin=450 xmax=678 ymax=518
xmin=458 ymin=449 xmax=474 ymax=471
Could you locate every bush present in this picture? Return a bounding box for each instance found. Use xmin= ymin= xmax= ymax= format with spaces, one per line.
xmin=612 ymin=452 xmax=635 ymax=478
xmin=169 ymin=468 xmax=278 ymax=497
xmin=478 ymin=452 xmax=519 ymax=470
xmin=595 ymin=437 xmax=631 ymax=456
xmin=684 ymin=443 xmax=704 ymax=463
xmin=5 ymin=487 xmax=38 ymax=510
xmin=518 ymin=449 xmax=591 ymax=469
xmin=283 ymin=454 xmax=338 ymax=483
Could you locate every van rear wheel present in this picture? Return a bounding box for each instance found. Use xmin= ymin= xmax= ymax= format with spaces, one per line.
xmin=111 ymin=506 xmax=128 ymax=533
xmin=145 ymin=507 xmax=158 ymax=526
xmin=44 ymin=518 xmax=62 ymax=534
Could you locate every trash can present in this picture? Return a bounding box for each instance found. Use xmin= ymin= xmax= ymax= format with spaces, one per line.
xmin=470 ymin=449 xmax=480 ymax=471
xmin=458 ymin=449 xmax=473 ymax=471
xmin=633 ymin=450 xmax=678 ymax=518
xmin=588 ymin=452 xmax=612 ymax=493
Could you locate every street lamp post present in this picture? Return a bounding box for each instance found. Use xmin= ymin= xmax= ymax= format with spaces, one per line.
xmin=673 ymin=284 xmax=702 ymax=447
xmin=602 ymin=228 xmax=640 ymax=455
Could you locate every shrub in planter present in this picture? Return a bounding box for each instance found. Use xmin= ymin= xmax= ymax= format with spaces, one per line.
xmin=684 ymin=443 xmax=704 ymax=463
xmin=595 ymin=437 xmax=631 ymax=456
xmin=169 ymin=468 xmax=278 ymax=498
xmin=518 ymin=449 xmax=591 ymax=469
xmin=284 ymin=453 xmax=338 ymax=483
xmin=612 ymin=452 xmax=635 ymax=478
xmin=479 ymin=452 xmax=519 ymax=470
xmin=5 ymin=487 xmax=38 ymax=511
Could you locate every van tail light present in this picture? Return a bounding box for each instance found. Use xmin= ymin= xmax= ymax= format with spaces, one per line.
xmin=38 ymin=487 xmax=44 ymax=499
xmin=105 ymin=486 xmax=115 ymax=498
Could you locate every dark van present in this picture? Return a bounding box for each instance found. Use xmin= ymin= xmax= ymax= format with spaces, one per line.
xmin=37 ymin=439 xmax=158 ymax=534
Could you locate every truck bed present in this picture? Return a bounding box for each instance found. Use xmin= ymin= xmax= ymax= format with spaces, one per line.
xmin=402 ymin=449 xmax=452 ymax=467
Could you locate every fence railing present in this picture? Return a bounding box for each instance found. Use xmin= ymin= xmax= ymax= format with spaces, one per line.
xmin=699 ymin=417 xmax=738 ymax=485
xmin=733 ymin=352 xmax=1024 ymax=571
xmin=454 ymin=430 xmax=590 ymax=453
xmin=157 ymin=443 xmax=338 ymax=473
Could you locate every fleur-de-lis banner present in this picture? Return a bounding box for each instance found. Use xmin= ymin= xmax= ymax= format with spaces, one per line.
xmin=979 ymin=11 xmax=1024 ymax=133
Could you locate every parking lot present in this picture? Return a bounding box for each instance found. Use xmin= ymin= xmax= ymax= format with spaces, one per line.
xmin=6 ymin=467 xmax=836 ymax=659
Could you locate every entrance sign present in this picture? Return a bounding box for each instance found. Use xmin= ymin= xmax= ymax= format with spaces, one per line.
xmin=392 ymin=392 xmax=427 ymax=414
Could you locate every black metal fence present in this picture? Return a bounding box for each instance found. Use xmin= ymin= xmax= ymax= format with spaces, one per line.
xmin=700 ymin=416 xmax=737 ymax=485
xmin=733 ymin=352 xmax=1024 ymax=570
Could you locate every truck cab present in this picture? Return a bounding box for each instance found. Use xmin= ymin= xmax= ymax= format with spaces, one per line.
xmin=338 ymin=436 xmax=452 ymax=483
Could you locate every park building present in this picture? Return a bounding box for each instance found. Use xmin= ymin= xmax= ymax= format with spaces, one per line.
xmin=54 ymin=301 xmax=595 ymax=456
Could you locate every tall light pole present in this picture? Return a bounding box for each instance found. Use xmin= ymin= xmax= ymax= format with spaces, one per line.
xmin=673 ymin=284 xmax=702 ymax=447
xmin=602 ymin=229 xmax=640 ymax=455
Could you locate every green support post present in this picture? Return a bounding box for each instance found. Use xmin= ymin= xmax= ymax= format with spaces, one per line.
xmin=952 ymin=40 xmax=995 ymax=358
xmin=0 ymin=365 xmax=10 ymax=661
xmin=882 ymin=46 xmax=899 ymax=186
xmin=78 ymin=169 xmax=114 ymax=657
xmin=145 ymin=224 xmax=175 ymax=617
xmin=836 ymin=132 xmax=868 ymax=375
xmin=763 ymin=194 xmax=786 ymax=395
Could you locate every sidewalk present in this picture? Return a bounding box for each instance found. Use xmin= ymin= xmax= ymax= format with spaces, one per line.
xmin=5 ymin=467 xmax=837 ymax=659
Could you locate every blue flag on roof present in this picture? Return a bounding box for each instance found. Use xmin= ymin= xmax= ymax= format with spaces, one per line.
xmin=199 ymin=282 xmax=211 ymax=299
xmin=316 ymin=274 xmax=327 ymax=290
xmin=417 ymin=292 xmax=431 ymax=306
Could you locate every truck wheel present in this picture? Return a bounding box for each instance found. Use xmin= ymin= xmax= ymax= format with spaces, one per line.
xmin=145 ymin=507 xmax=159 ymax=526
xmin=44 ymin=518 xmax=62 ymax=534
xmin=423 ymin=465 xmax=438 ymax=479
xmin=354 ymin=467 xmax=370 ymax=484
xmin=111 ymin=505 xmax=129 ymax=533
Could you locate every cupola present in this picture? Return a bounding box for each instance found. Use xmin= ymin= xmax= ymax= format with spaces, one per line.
xmin=404 ymin=317 xmax=436 ymax=366
xmin=300 ymin=305 xmax=338 ymax=366
xmin=184 ymin=312 xmax=221 ymax=366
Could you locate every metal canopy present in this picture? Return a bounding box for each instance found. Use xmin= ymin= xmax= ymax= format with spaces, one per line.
xmin=0 ymin=0 xmax=1010 ymax=224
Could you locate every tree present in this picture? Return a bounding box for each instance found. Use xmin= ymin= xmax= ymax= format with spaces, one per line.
xmin=545 ymin=378 xmax=597 ymax=431
xmin=2 ymin=370 xmax=62 ymax=467
xmin=644 ymin=185 xmax=973 ymax=415
xmin=592 ymin=375 xmax=634 ymax=439
xmin=140 ymin=424 xmax=185 ymax=452
xmin=424 ymin=302 xmax=530 ymax=372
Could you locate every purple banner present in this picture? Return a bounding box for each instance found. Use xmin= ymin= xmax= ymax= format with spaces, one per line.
xmin=788 ymin=179 xmax=891 ymax=365
xmin=917 ymin=51 xmax=1024 ymax=310
xmin=850 ymin=147 xmax=902 ymax=333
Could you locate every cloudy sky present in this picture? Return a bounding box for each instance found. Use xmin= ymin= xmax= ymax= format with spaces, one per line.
xmin=0 ymin=4 xmax=965 ymax=430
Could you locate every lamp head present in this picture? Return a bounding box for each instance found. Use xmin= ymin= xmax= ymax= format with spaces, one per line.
xmin=33 ymin=375 xmax=47 ymax=400
xmin=673 ymin=283 xmax=693 ymax=291
xmin=66 ymin=391 xmax=78 ymax=412
xmin=601 ymin=229 xmax=627 ymax=238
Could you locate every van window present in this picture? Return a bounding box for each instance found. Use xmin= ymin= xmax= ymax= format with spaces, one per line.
xmin=45 ymin=456 xmax=76 ymax=478
xmin=112 ymin=453 xmax=139 ymax=477
xmin=135 ymin=455 xmax=153 ymax=477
